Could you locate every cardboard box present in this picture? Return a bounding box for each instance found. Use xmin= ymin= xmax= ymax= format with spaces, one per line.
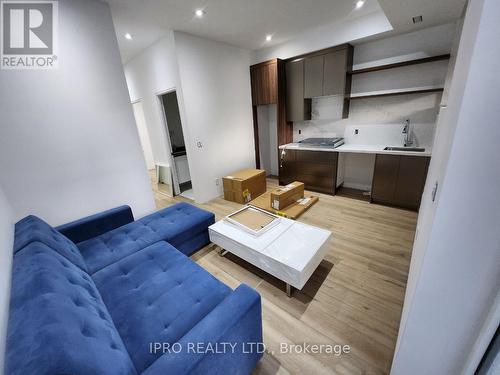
xmin=250 ymin=191 xmax=319 ymax=220
xmin=223 ymin=169 xmax=266 ymax=204
xmin=270 ymin=181 xmax=304 ymax=210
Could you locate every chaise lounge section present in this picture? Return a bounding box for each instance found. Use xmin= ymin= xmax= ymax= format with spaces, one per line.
xmin=6 ymin=202 xmax=263 ymax=375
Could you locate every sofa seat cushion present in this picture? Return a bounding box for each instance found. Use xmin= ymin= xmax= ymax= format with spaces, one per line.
xmin=78 ymin=202 xmax=215 ymax=273
xmin=92 ymin=241 xmax=231 ymax=373
xmin=14 ymin=215 xmax=87 ymax=271
xmin=6 ymin=242 xmax=137 ymax=375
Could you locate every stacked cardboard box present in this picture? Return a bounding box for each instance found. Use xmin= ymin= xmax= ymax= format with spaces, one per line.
xmin=250 ymin=181 xmax=318 ymax=220
xmin=271 ymin=182 xmax=304 ymax=210
xmin=223 ymin=169 xmax=266 ymax=204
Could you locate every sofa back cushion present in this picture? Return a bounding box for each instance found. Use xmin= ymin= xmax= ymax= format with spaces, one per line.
xmin=14 ymin=215 xmax=87 ymax=271
xmin=6 ymin=241 xmax=137 ymax=375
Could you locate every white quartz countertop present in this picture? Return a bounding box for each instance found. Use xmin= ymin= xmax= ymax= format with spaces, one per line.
xmin=279 ymin=143 xmax=432 ymax=157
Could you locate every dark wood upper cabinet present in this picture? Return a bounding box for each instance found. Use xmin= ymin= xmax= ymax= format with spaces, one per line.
xmin=250 ymin=59 xmax=293 ymax=169
xmin=323 ymin=49 xmax=349 ymax=96
xmin=250 ymin=60 xmax=277 ymax=105
xmin=371 ymin=154 xmax=430 ymax=211
xmin=285 ymin=59 xmax=311 ymax=122
xmin=288 ymin=44 xmax=353 ymax=118
xmin=304 ymin=55 xmax=324 ymax=98
xmin=303 ymin=45 xmax=353 ymax=99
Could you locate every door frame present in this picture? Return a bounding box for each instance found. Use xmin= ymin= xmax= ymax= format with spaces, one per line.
xmin=156 ymin=87 xmax=187 ymax=196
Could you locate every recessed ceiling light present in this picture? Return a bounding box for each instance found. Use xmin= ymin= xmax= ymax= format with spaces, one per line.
xmin=355 ymin=0 xmax=365 ymax=9
xmin=124 ymin=33 xmax=132 ymax=40
xmin=266 ymin=35 xmax=272 ymax=42
xmin=195 ymin=9 xmax=205 ymax=17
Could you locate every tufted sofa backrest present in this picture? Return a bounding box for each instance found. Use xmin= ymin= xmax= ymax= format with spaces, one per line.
xmin=6 ymin=241 xmax=137 ymax=375
xmin=14 ymin=215 xmax=88 ymax=271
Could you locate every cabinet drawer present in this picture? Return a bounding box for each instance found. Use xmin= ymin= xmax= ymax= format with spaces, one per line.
xmin=297 ymin=174 xmax=335 ymax=194
xmin=295 ymin=150 xmax=337 ymax=164
xmin=295 ymin=161 xmax=335 ymax=178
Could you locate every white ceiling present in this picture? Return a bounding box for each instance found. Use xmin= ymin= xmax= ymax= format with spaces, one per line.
xmin=378 ymin=0 xmax=467 ymax=34
xmin=106 ymin=0 xmax=381 ymax=63
xmin=107 ymin=0 xmax=467 ymax=64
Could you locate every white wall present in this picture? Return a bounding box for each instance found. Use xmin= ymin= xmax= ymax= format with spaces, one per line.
xmin=257 ymin=104 xmax=278 ymax=176
xmin=0 ymin=0 xmax=155 ymax=225
xmin=391 ymin=0 xmax=500 ymax=373
xmin=173 ymin=32 xmax=255 ymax=202
xmin=125 ymin=31 xmax=256 ymax=203
xmin=255 ymin=10 xmax=392 ymax=63
xmin=124 ymin=31 xmax=183 ymax=167
xmin=132 ymin=101 xmax=156 ymax=170
xmin=0 ymin=185 xmax=14 ymax=375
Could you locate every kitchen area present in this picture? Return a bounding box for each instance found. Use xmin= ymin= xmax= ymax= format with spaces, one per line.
xmin=250 ymin=23 xmax=456 ymax=211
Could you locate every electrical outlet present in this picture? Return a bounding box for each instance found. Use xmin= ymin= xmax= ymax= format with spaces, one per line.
xmin=215 ymin=179 xmax=220 ymax=186
xmin=354 ymin=129 xmax=359 ymax=135
xmin=298 ymin=129 xmax=301 ymax=135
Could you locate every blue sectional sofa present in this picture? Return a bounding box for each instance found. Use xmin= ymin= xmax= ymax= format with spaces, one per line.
xmin=6 ymin=202 xmax=263 ymax=375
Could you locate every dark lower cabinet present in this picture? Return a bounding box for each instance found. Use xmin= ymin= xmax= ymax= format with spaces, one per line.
xmin=279 ymin=148 xmax=296 ymax=186
xmin=371 ymin=154 xmax=430 ymax=211
xmin=279 ymin=149 xmax=337 ymax=194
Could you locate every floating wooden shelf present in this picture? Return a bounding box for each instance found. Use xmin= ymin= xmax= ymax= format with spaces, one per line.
xmin=348 ymin=86 xmax=444 ymax=100
xmin=349 ymin=54 xmax=451 ymax=75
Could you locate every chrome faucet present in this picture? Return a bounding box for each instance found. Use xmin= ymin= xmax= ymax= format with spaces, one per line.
xmin=402 ymin=119 xmax=413 ymax=147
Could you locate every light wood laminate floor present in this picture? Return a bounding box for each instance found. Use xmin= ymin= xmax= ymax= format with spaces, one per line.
xmin=150 ymin=172 xmax=417 ymax=375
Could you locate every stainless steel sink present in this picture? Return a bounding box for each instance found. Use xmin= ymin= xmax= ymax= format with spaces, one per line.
xmin=384 ymin=146 xmax=426 ymax=152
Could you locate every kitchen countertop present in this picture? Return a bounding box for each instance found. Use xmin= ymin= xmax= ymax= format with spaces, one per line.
xmin=279 ymin=143 xmax=432 ymax=157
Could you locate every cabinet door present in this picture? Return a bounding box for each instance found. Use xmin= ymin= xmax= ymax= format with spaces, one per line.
xmin=304 ymin=55 xmax=324 ymax=98
xmin=295 ymin=150 xmax=337 ymax=194
xmin=323 ymin=49 xmax=348 ymax=96
xmin=263 ymin=62 xmax=277 ymax=104
xmin=250 ymin=67 xmax=262 ymax=105
xmin=286 ymin=59 xmax=311 ymax=122
xmin=371 ymin=155 xmax=400 ymax=203
xmin=250 ymin=61 xmax=277 ymax=105
xmin=394 ymin=156 xmax=430 ymax=209
xmin=279 ymin=149 xmax=296 ymax=186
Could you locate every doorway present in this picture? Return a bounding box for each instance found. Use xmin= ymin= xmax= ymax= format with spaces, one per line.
xmin=159 ymin=90 xmax=193 ymax=199
xmin=132 ymin=100 xmax=173 ymax=197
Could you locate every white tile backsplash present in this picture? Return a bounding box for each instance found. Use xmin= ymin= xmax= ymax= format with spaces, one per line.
xmin=293 ymin=93 xmax=440 ymax=149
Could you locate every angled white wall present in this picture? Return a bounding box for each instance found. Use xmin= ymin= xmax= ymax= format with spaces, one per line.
xmin=0 ymin=0 xmax=155 ymax=225
xmin=391 ymin=0 xmax=500 ymax=373
xmin=0 ymin=185 xmax=14 ymax=375
xmin=124 ymin=31 xmax=256 ymax=203
xmin=173 ymin=32 xmax=255 ymax=203
xmin=124 ymin=31 xmax=183 ymax=167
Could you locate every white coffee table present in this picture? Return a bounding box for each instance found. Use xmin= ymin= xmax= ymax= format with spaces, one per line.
xmin=208 ymin=208 xmax=331 ymax=296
